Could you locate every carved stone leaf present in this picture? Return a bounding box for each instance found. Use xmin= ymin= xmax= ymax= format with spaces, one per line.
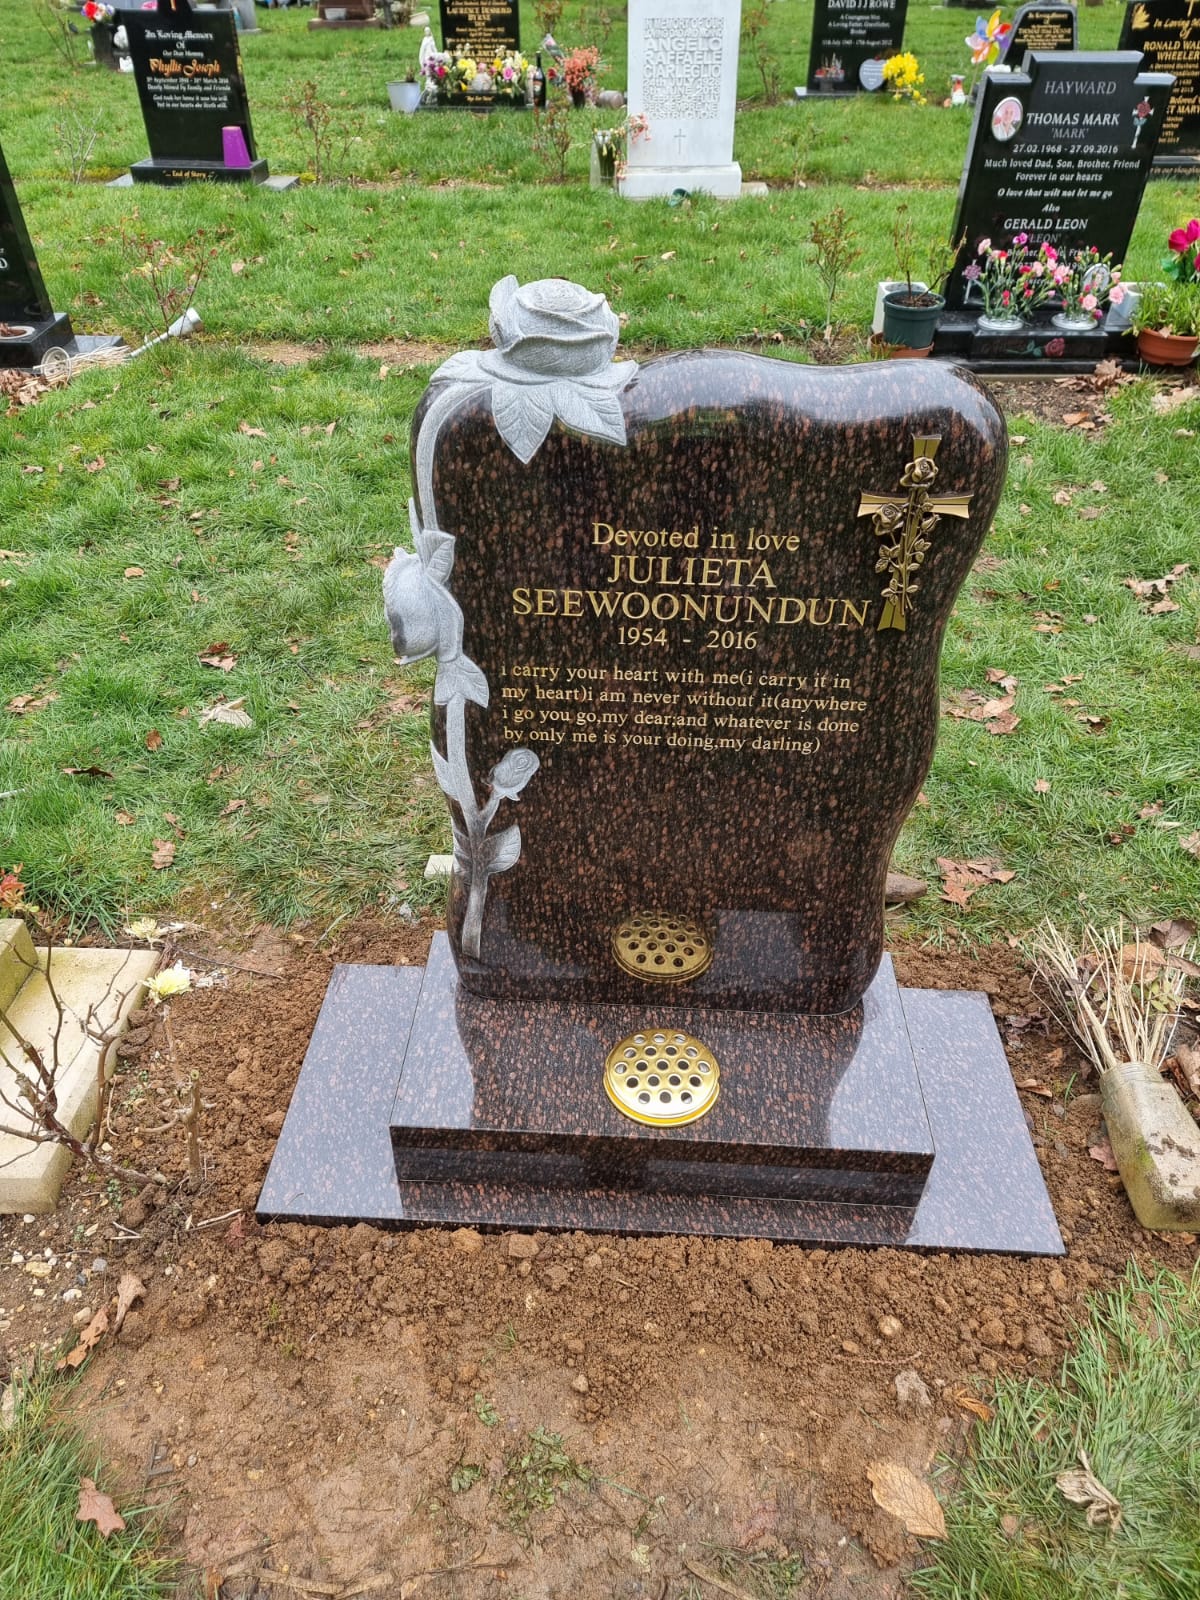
xmin=491 ymin=382 xmax=555 ymax=465
xmin=431 ymin=351 xmax=488 ymax=386
xmin=414 ymin=517 xmax=456 ymax=586
xmin=483 ymin=823 xmax=522 ymax=874
xmin=550 ymin=380 xmax=628 ymax=447
xmin=430 ymin=742 xmax=454 ymax=797
xmin=435 ymin=655 xmax=489 ymax=708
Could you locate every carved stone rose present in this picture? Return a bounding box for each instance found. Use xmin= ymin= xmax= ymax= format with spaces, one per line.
xmin=486 ymin=276 xmax=620 ymax=380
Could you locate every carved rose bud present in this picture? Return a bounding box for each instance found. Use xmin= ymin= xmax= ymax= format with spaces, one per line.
xmin=488 ymin=274 xmax=619 ymax=378
xmin=383 ymin=548 xmax=462 ymax=665
xmin=490 ymin=746 xmax=540 ymax=801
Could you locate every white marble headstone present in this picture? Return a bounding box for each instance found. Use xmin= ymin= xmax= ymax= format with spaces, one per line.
xmin=619 ymin=0 xmax=743 ymax=200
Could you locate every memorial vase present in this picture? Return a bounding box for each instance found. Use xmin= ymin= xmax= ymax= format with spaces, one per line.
xmin=976 ymin=312 xmax=1027 ymax=334
xmin=1051 ymin=310 xmax=1100 ymax=332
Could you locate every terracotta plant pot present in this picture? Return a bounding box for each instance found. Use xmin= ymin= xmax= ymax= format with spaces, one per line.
xmin=1136 ymin=327 xmax=1199 ymax=367
xmin=881 ymin=289 xmax=945 ymax=351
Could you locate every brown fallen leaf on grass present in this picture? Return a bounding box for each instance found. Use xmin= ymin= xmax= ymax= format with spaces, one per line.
xmin=77 ymin=1478 xmax=126 ymax=1539
xmin=953 ymin=1389 xmax=994 ymax=1421
xmin=1056 ymin=1450 xmax=1122 ymax=1530
xmin=145 ymin=729 xmax=162 ymax=752
xmin=937 ymin=857 xmax=1016 ymax=908
xmin=1181 ymin=831 xmax=1200 ymax=859
xmin=1150 ymin=917 xmax=1198 ymax=949
xmin=237 ymin=420 xmax=267 ymax=438
xmin=198 ymin=642 xmax=238 ymax=671
xmin=115 ymin=809 xmax=136 ymax=826
xmin=7 ymin=691 xmax=58 ymax=715
xmin=866 ymin=1461 xmax=946 ymax=1539
xmin=57 ymin=1307 xmax=108 ymax=1371
xmin=1123 ymin=565 xmax=1190 ymax=606
xmin=124 ymin=566 xmax=144 ymax=579
xmin=151 ymin=839 xmax=176 ymax=870
xmin=62 ymin=765 xmax=112 ymax=780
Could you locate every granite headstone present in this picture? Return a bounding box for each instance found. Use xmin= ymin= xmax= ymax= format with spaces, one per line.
xmin=620 ymin=0 xmax=743 ymax=199
xmin=438 ymin=0 xmax=519 ymax=56
xmin=258 ymin=277 xmax=1062 ymax=1255
xmin=0 ymin=138 xmax=73 ymax=367
xmin=120 ymin=0 xmax=269 ymax=184
xmin=805 ymin=0 xmax=910 ymax=95
xmin=1119 ymin=0 xmax=1200 ymax=164
xmin=1005 ymin=3 xmax=1078 ymax=61
xmin=945 ymin=51 xmax=1174 ymax=308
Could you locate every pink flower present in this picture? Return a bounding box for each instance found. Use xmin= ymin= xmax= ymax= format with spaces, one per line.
xmin=1001 ymin=289 xmax=1011 ymax=305
xmin=1044 ymin=246 xmax=1058 ymax=262
xmin=1081 ymin=293 xmax=1097 ymax=311
xmin=1014 ymin=232 xmax=1028 ymax=246
xmin=1169 ymin=228 xmax=1190 ymax=253
xmin=977 ymin=238 xmax=991 ymax=255
xmin=1030 ymin=262 xmax=1044 ymax=277
xmin=1053 ymin=265 xmax=1069 ymax=285
xmin=1109 ymin=284 xmax=1125 ymax=305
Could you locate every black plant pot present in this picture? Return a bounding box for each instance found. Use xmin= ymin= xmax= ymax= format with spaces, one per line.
xmin=881 ymin=289 xmax=945 ymax=351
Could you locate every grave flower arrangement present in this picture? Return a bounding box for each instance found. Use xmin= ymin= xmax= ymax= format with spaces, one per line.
xmin=814 ymin=55 xmax=845 ymax=89
xmin=1049 ymin=247 xmax=1125 ymax=326
xmin=592 ymin=112 xmax=649 ymax=184
xmin=562 ymin=45 xmax=602 ymax=106
xmin=81 ymin=1 xmax=116 ymax=18
xmin=964 ymin=235 xmax=1055 ymax=326
xmin=1164 ymin=217 xmax=1200 ymax=286
xmin=882 ymin=52 xmax=926 ymax=105
xmin=421 ymin=49 xmax=528 ymax=103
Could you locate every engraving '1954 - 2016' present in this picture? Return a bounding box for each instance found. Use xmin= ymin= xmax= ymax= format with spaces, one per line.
xmin=510 ymin=520 xmax=871 ymax=651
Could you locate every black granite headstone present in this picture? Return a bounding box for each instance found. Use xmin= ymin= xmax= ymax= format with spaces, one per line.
xmin=1119 ymin=0 xmax=1200 ymax=164
xmin=805 ymin=0 xmax=909 ymax=94
xmin=1006 ymin=3 xmax=1078 ymax=61
xmin=438 ymin=0 xmax=519 ymax=56
xmin=945 ymin=52 xmax=1174 ymax=308
xmin=0 ymin=139 xmax=73 ymax=367
xmin=120 ymin=0 xmax=268 ymax=184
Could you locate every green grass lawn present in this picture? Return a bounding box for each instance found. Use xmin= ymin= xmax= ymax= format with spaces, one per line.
xmin=0 ymin=0 xmax=1197 ymax=940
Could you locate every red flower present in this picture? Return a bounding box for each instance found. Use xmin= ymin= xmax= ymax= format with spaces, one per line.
xmin=1001 ymin=289 xmax=1011 ymax=305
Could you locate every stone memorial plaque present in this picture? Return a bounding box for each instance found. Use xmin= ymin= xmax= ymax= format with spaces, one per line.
xmin=120 ymin=0 xmax=268 ymax=184
xmin=259 ymin=277 xmax=1062 ymax=1256
xmin=805 ymin=0 xmax=910 ymax=95
xmin=438 ymin=0 xmax=519 ymax=56
xmin=1006 ymin=3 xmax=1078 ymax=61
xmin=1119 ymin=0 xmax=1200 ymax=162
xmin=0 ymin=138 xmax=73 ymax=366
xmin=945 ymin=52 xmax=1174 ymax=308
xmin=621 ymin=0 xmax=742 ymax=199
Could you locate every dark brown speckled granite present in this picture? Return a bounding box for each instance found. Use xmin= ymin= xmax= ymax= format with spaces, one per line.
xmin=257 ymin=960 xmax=1061 ymax=1254
xmin=418 ymin=355 xmax=1007 ymax=1015
xmin=391 ymin=935 xmax=932 ymax=1205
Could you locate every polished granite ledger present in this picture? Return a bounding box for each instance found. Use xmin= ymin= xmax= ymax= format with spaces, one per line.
xmin=258 ymin=942 xmax=1063 ymax=1255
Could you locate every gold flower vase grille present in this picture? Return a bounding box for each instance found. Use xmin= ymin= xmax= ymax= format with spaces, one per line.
xmin=604 ymin=1029 xmax=721 ymax=1126
xmin=611 ymin=912 xmax=714 ymax=984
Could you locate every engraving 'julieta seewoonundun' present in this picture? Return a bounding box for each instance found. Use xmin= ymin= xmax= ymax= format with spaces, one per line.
xmin=383 ymin=276 xmax=640 ymax=958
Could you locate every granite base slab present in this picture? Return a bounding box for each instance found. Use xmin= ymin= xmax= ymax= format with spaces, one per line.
xmin=391 ymin=937 xmax=933 ymax=1207
xmin=258 ymin=950 xmax=1063 ymax=1255
xmin=130 ymin=158 xmax=270 ymax=186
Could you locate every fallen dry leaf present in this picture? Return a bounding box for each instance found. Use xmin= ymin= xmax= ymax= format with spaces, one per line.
xmin=1056 ymin=1450 xmax=1121 ymax=1530
xmin=123 ymin=566 xmax=144 ymax=579
xmin=198 ymin=642 xmax=237 ymax=672
xmin=1149 ymin=917 xmax=1197 ymax=950
xmin=237 ymin=421 xmax=267 ymax=438
xmin=145 ymin=729 xmax=162 ymax=752
xmin=62 ymin=765 xmax=112 ymax=780
xmin=1150 ymin=385 xmax=1199 ymax=416
xmin=113 ymin=1272 xmax=146 ymax=1334
xmin=1034 ymin=778 xmax=1050 ymax=794
xmin=115 ymin=809 xmax=136 ymax=826
xmin=953 ymin=1390 xmax=995 ymax=1422
xmin=1017 ymin=1078 xmax=1054 ymax=1099
xmin=1088 ymin=1140 xmax=1119 ymax=1172
xmin=151 ymin=839 xmax=176 ymax=870
xmin=1180 ymin=831 xmax=1200 ymax=858
xmin=57 ymin=1306 xmax=109 ymax=1371
xmin=220 ymin=798 xmax=246 ymax=817
xmin=77 ymin=1478 xmax=126 ymax=1539
xmin=84 ymin=456 xmax=106 ymax=473
xmin=866 ymin=1461 xmax=946 ymax=1539
xmin=199 ymin=696 xmax=253 ymax=729
xmin=7 ymin=691 xmax=58 ymax=715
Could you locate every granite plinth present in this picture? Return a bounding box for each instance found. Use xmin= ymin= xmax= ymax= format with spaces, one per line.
xmin=391 ymin=936 xmax=933 ymax=1206
xmin=930 ymin=307 xmax=1134 ymax=374
xmin=258 ymin=948 xmax=1063 ymax=1255
xmin=130 ymin=158 xmax=269 ymax=186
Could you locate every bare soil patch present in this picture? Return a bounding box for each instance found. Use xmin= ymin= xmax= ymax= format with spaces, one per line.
xmin=2 ymin=918 xmax=1194 ymax=1598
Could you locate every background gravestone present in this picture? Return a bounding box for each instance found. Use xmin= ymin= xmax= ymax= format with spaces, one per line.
xmin=1119 ymin=0 xmax=1200 ymax=166
xmin=438 ymin=0 xmax=519 ymax=56
xmin=804 ymin=0 xmax=910 ymax=95
xmin=0 ymin=138 xmax=73 ymax=367
xmin=119 ymin=0 xmax=269 ymax=185
xmin=944 ymin=51 xmax=1174 ymax=309
xmin=620 ymin=0 xmax=743 ymax=199
xmin=1006 ymin=3 xmax=1078 ymax=61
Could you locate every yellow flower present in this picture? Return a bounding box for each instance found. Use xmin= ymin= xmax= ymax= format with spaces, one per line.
xmin=145 ymin=961 xmax=193 ymax=1002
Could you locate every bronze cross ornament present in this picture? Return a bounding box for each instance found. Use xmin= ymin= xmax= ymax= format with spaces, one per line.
xmin=857 ymin=436 xmax=973 ymax=631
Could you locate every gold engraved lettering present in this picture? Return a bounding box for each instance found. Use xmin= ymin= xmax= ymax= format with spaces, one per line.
xmin=857 ymin=436 xmax=972 ymax=632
